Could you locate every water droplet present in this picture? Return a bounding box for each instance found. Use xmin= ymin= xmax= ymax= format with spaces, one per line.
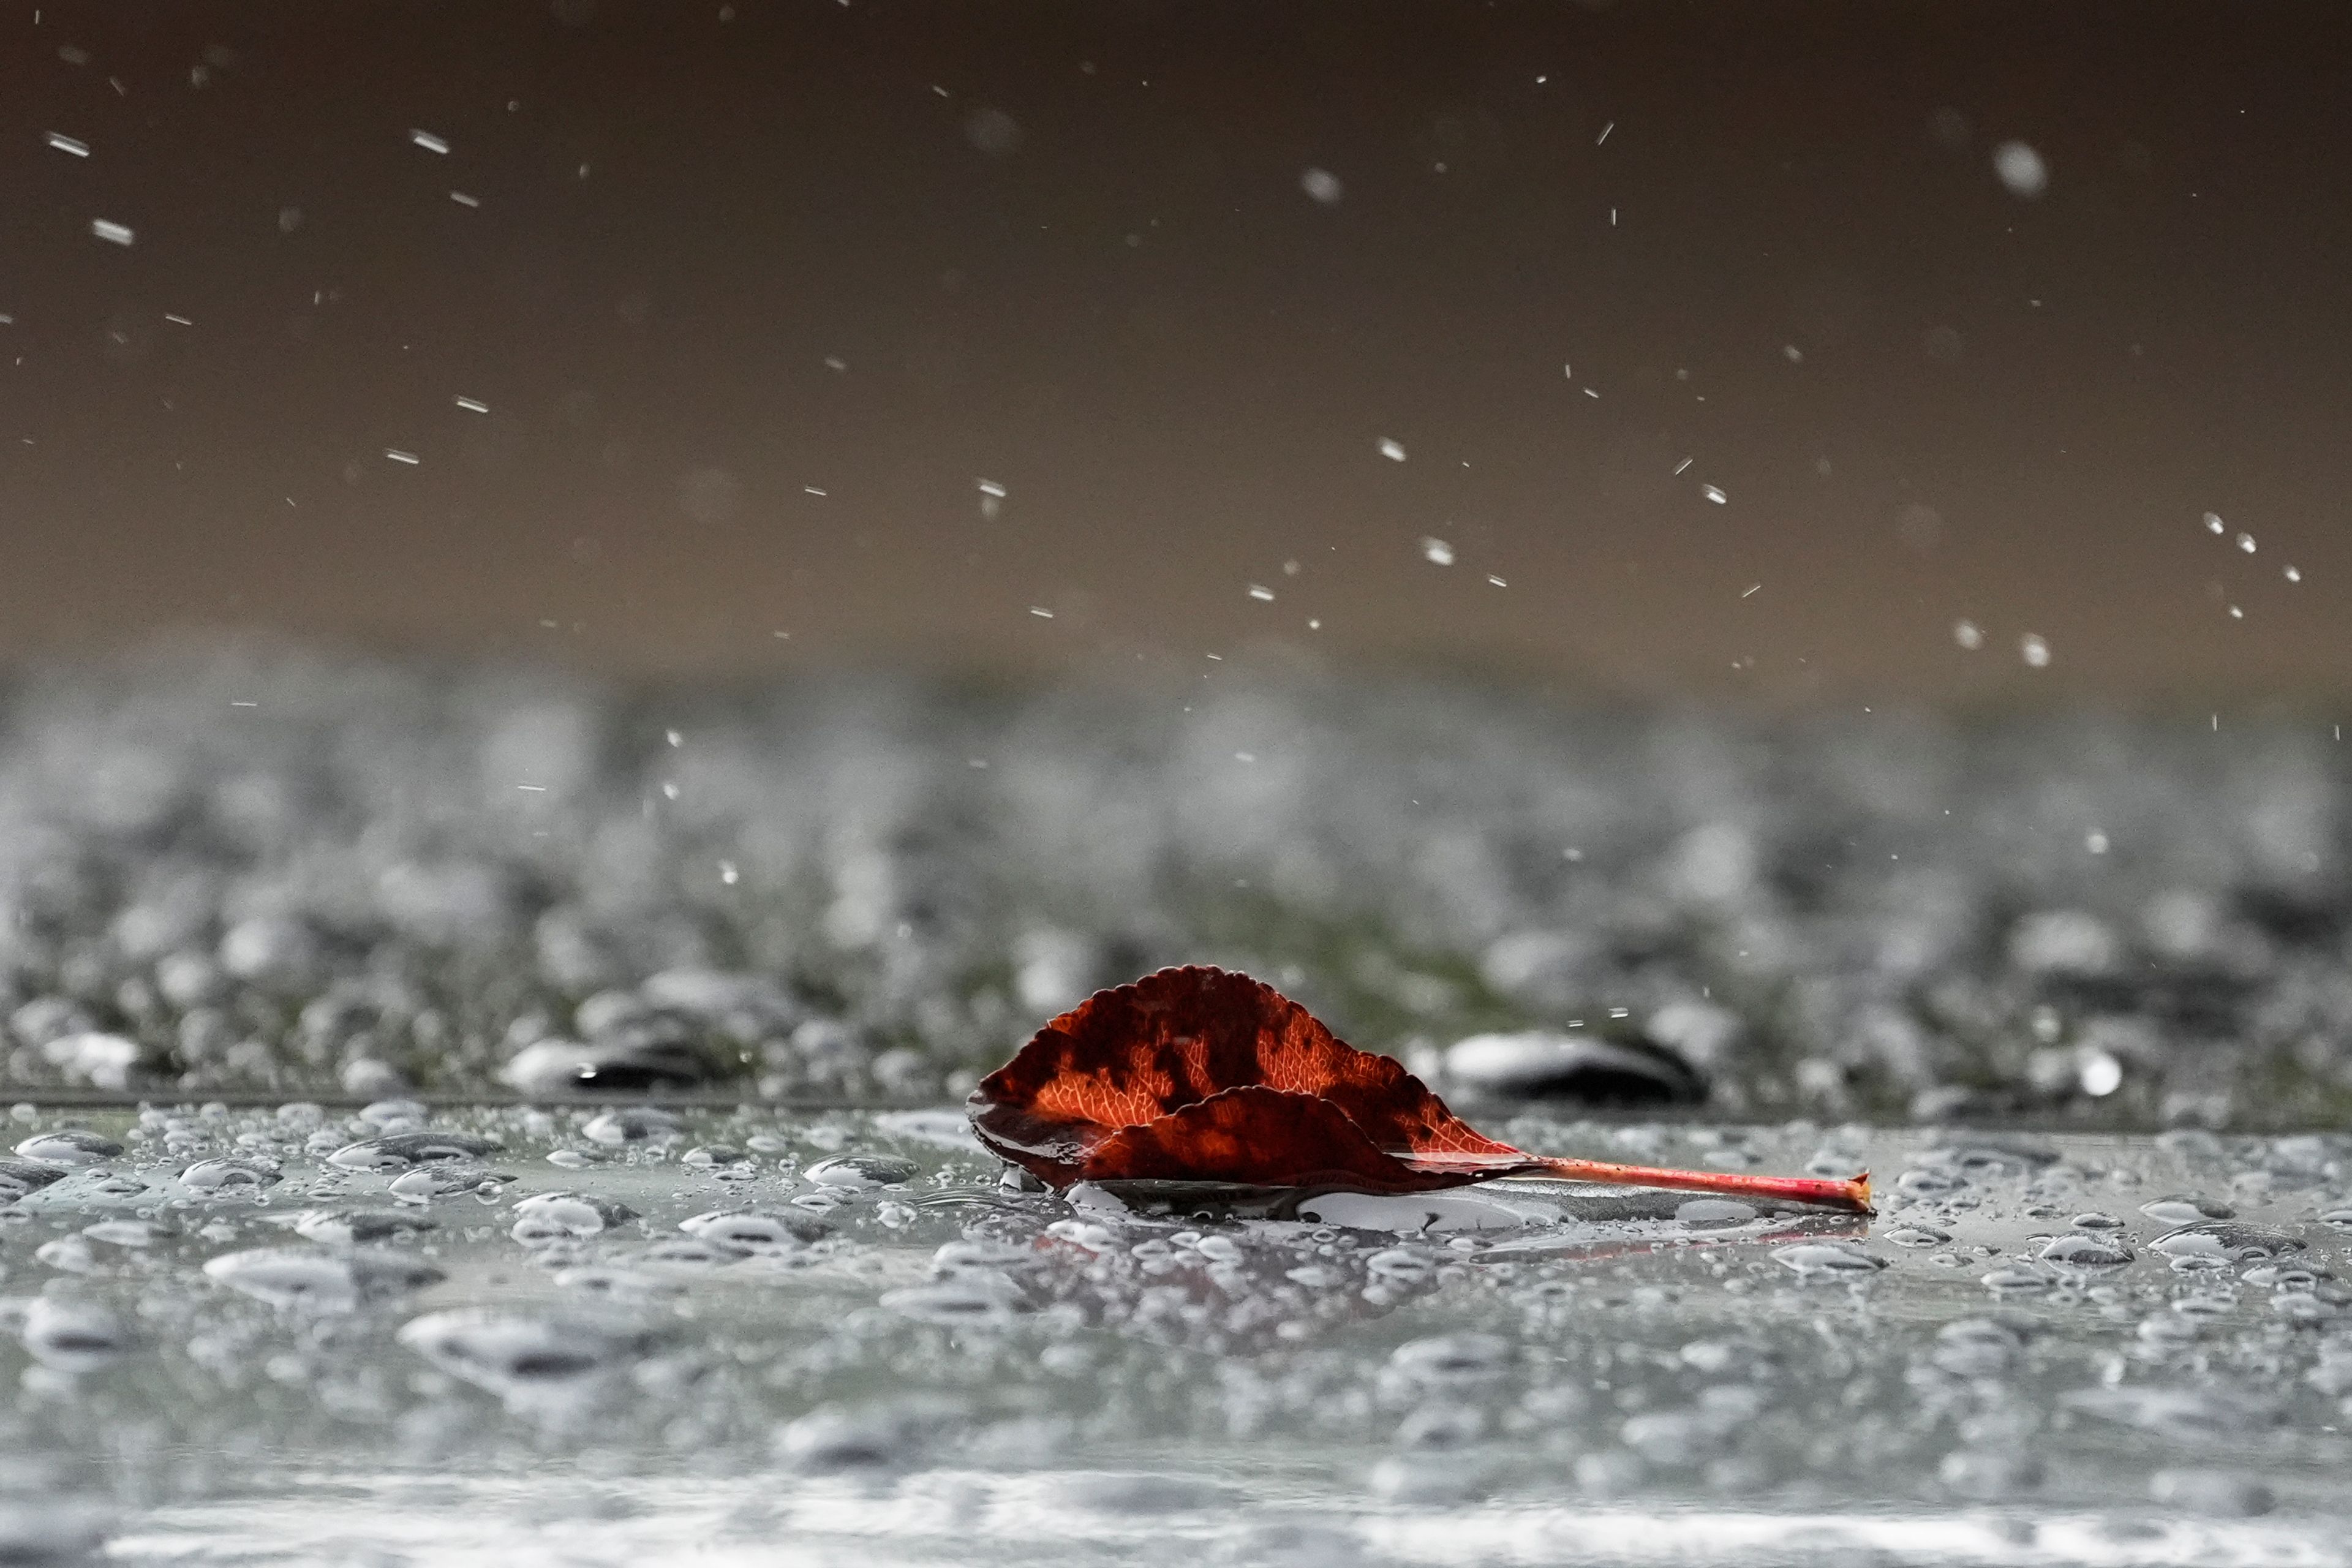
xmin=1980 ymin=1262 xmax=2060 ymax=1294
xmin=1883 ymin=1224 xmax=1953 ymax=1249
xmin=2150 ymin=1221 xmax=2303 ymax=1263
xmin=1396 ymin=1402 xmax=1488 ymax=1451
xmin=582 ymin=1107 xmax=682 ymax=1146
xmin=511 ymin=1192 xmax=636 ymax=1243
xmin=878 ymin=1272 xmax=1032 ymax=1324
xmin=18 ymin=1298 xmax=134 ymax=1370
xmin=2135 ymin=1313 xmax=2203 ymax=1353
xmin=628 ymin=1236 xmax=736 ymax=1271
xmin=0 ymin=1159 xmax=67 ymax=1201
xmin=1923 ymin=1139 xmax=2060 ymax=1173
xmin=83 ymin=1218 xmax=168 ymax=1248
xmin=805 ymin=1153 xmax=918 ymax=1189
xmin=774 ymin=1399 xmax=964 ymax=1471
xmin=678 ymin=1209 xmax=832 ymax=1255
xmin=1930 ymin=1317 xmax=2027 ymax=1377
xmin=1775 ymin=1243 xmax=1887 ymax=1278
xmin=931 ymin=1238 xmax=1038 ymax=1275
xmin=13 ymin=1130 xmax=122 ymax=1166
xmin=294 ymin=1207 xmax=438 ymax=1245
xmin=2269 ymin=1287 xmax=2349 ymax=1324
xmin=328 ymin=1131 xmax=499 ymax=1170
xmin=551 ymin=1264 xmax=684 ymax=1300
xmin=1366 ymin=1452 xmax=1498 ymax=1504
xmin=1362 ymin=1248 xmax=1439 ymax=1283
xmin=387 ymin=1163 xmax=511 ymax=1200
xmin=2149 ymin=1468 xmax=2274 ymax=1516
xmin=205 ymin=1245 xmax=443 ymax=1311
xmin=1388 ymin=1333 xmax=1513 ymax=1386
xmin=2040 ymin=1232 xmax=2134 ymax=1268
xmin=398 ymin=1309 xmax=655 ymax=1408
xmin=180 ymin=1156 xmax=281 ymax=1192
xmin=1941 ymin=1446 xmax=2043 ymax=1499
xmin=35 ymin=1235 xmax=98 ymax=1272
xmin=1992 ymin=140 xmax=2048 ymax=197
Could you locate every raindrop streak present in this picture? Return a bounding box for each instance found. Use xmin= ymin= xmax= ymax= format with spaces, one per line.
xmin=90 ymin=219 xmax=134 ymax=246
xmin=1420 ymin=537 xmax=1455 ymax=566
xmin=2020 ymin=634 xmax=2051 ymax=668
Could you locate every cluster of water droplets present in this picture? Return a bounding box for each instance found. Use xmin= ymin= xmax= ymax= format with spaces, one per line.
xmin=0 ymin=650 xmax=2346 ymax=1132
xmin=0 ymin=1100 xmax=2347 ymax=1561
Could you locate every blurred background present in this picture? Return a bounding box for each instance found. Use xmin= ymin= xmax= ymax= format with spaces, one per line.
xmin=6 ymin=0 xmax=2347 ymax=701
xmin=3 ymin=2 xmax=2351 ymax=1124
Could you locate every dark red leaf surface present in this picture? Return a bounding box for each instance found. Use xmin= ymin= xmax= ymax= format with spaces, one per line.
xmin=968 ymin=966 xmax=1872 ymax=1212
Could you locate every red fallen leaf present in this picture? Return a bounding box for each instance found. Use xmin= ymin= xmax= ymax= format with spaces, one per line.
xmin=969 ymin=965 xmax=1872 ymax=1213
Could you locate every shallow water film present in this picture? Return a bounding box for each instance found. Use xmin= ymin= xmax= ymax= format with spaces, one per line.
xmin=6 ymin=1101 xmax=2352 ymax=1565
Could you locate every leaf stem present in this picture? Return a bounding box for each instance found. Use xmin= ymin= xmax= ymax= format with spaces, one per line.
xmin=1533 ymin=1156 xmax=1873 ymax=1215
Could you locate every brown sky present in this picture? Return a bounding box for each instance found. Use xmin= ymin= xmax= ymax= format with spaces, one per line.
xmin=3 ymin=0 xmax=2349 ymax=704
